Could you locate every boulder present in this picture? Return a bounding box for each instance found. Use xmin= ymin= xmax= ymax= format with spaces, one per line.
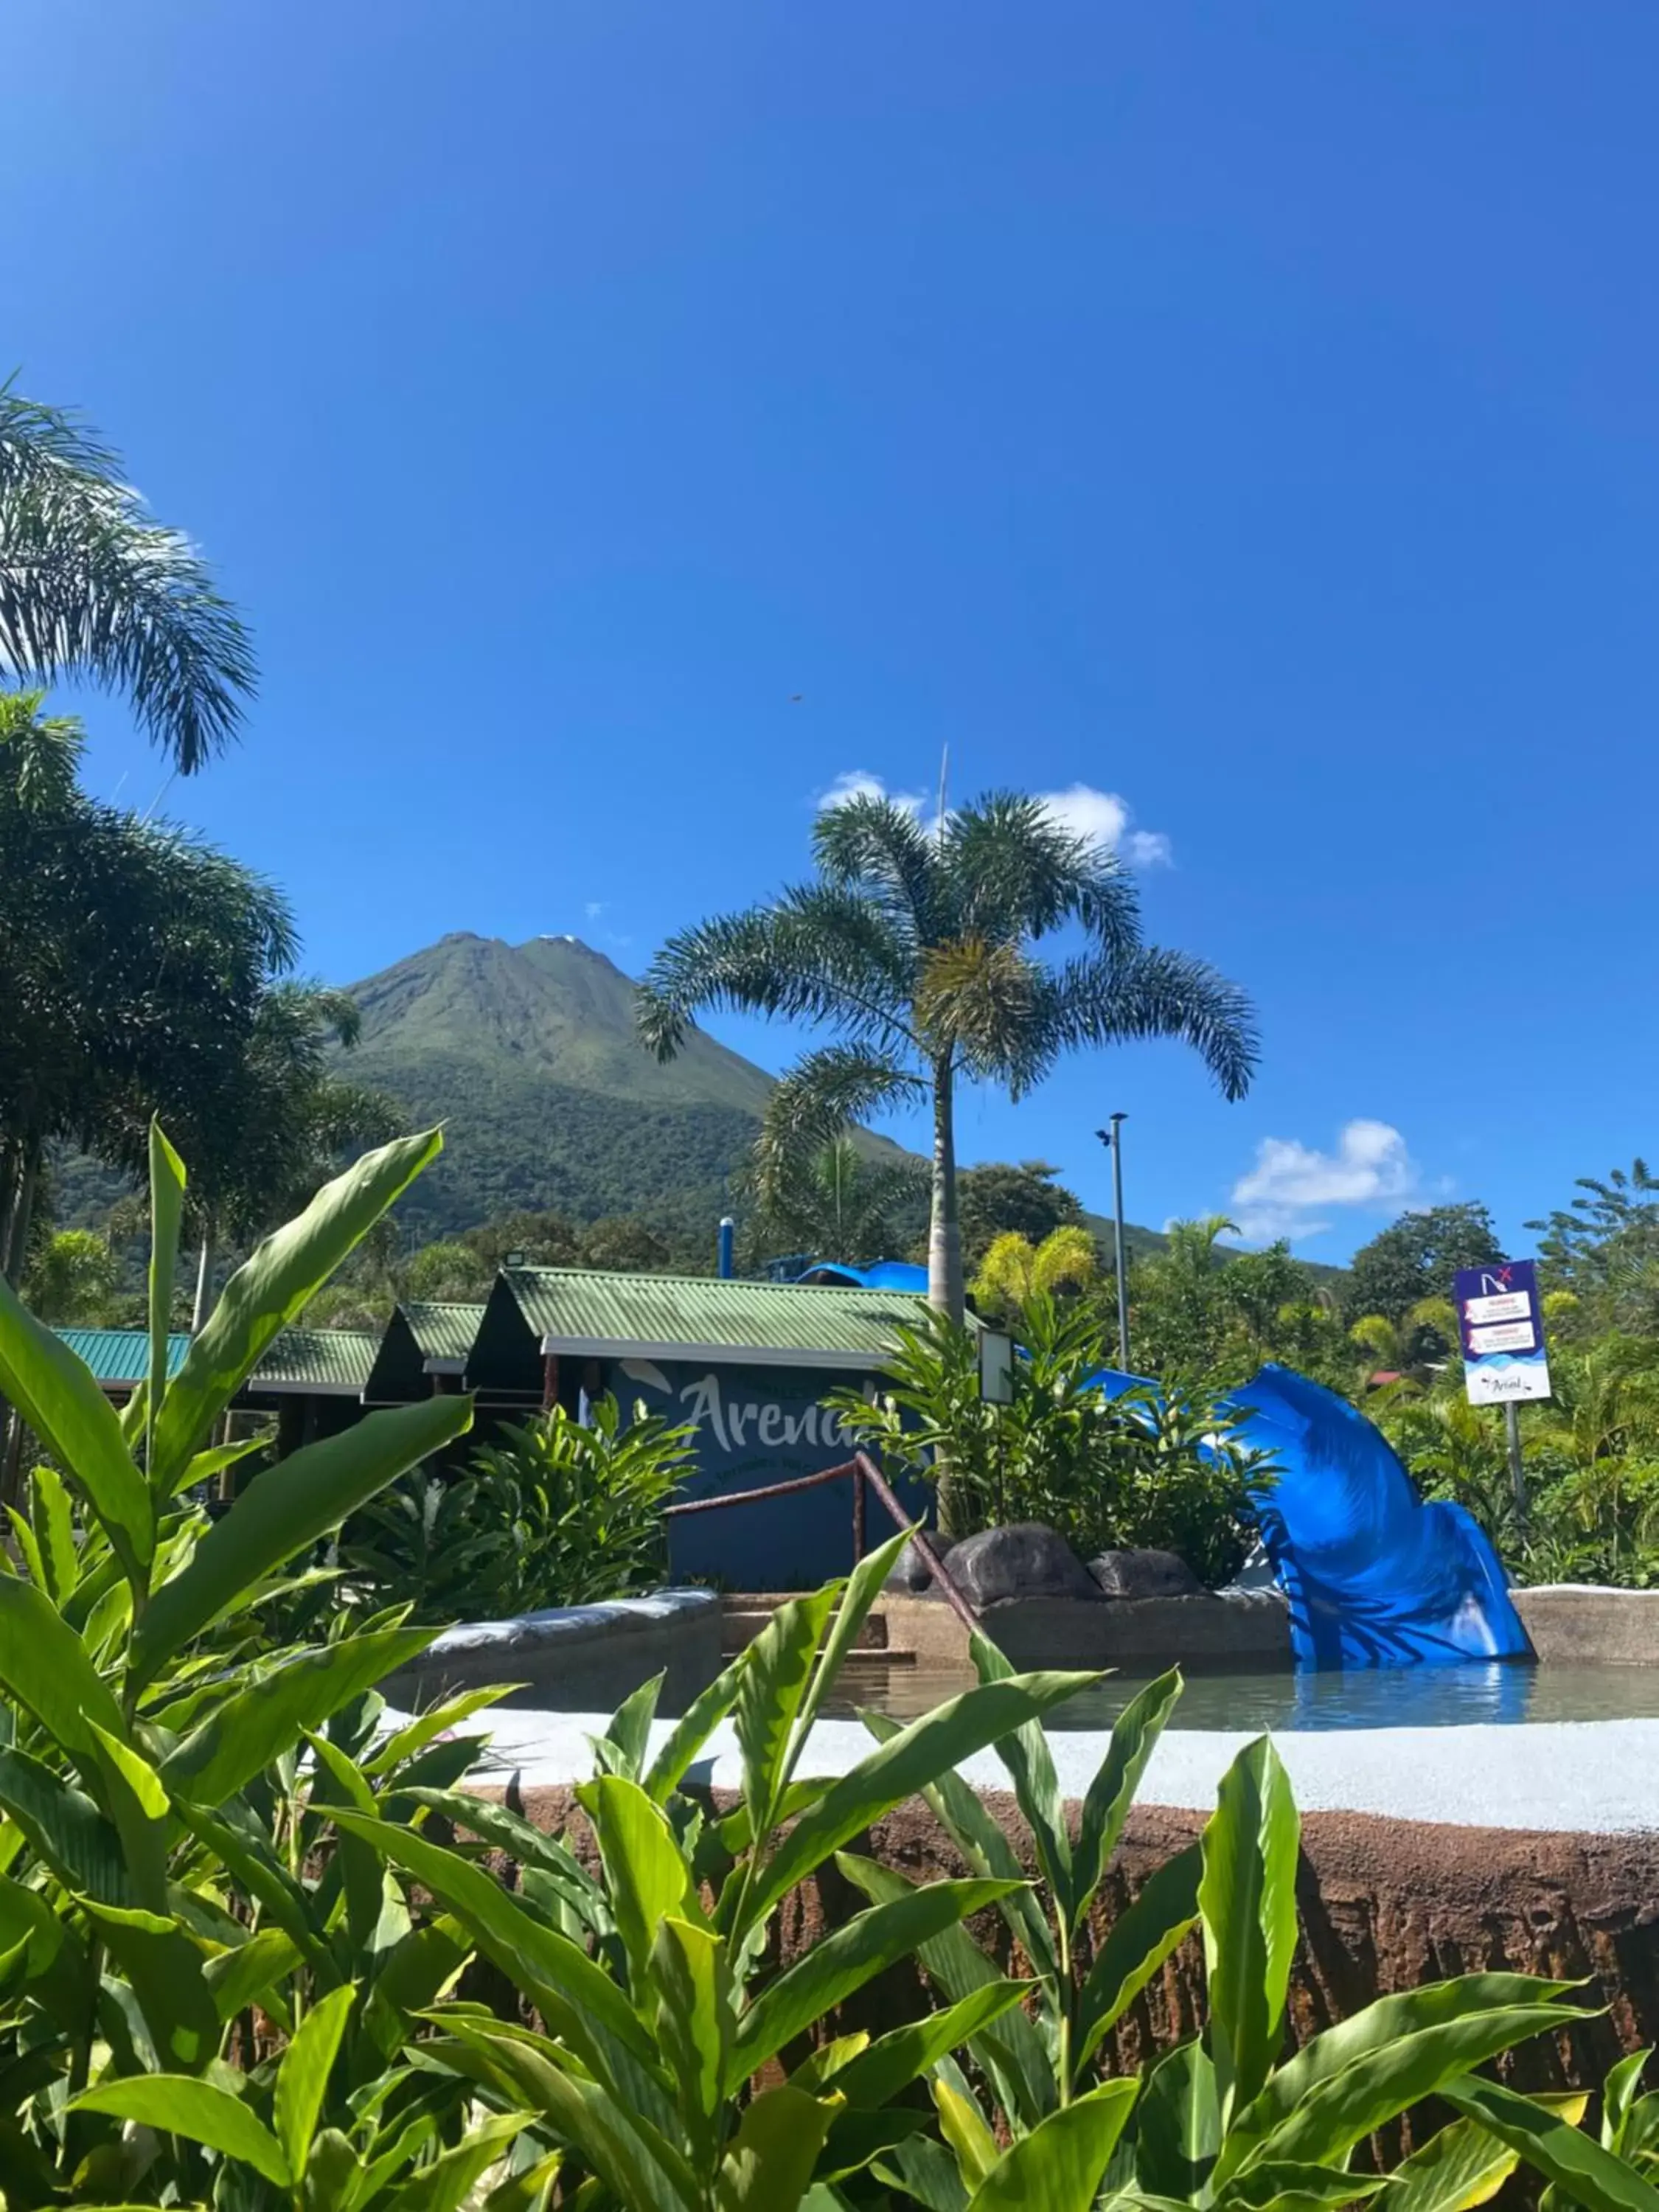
xmin=1088 ymin=1548 xmax=1206 ymax=1599
xmin=946 ymin=1522 xmax=1100 ymax=1609
xmin=883 ymin=1535 xmax=957 ymax=1596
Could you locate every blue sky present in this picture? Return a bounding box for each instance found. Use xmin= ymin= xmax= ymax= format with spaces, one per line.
xmin=8 ymin=2 xmax=1658 ymax=1260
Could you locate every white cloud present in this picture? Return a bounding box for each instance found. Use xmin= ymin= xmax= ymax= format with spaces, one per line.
xmin=815 ymin=770 xmax=928 ymax=815
xmin=1038 ymin=785 xmax=1172 ymax=869
xmin=584 ymin=900 xmax=606 ymax=922
xmin=817 ymin=772 xmax=1172 ymax=867
xmin=1229 ymin=1119 xmax=1416 ymax=1245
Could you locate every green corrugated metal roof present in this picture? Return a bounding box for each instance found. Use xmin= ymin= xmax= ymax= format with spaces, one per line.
xmin=56 ymin=1329 xmax=189 ymax=1385
xmin=500 ymin=1267 xmax=928 ymax=1368
xmin=248 ymin=1329 xmax=380 ymax=1393
xmin=400 ymin=1301 xmax=486 ymax=1364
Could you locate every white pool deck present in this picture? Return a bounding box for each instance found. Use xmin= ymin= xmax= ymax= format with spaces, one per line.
xmin=424 ymin=1708 xmax=1659 ymax=1835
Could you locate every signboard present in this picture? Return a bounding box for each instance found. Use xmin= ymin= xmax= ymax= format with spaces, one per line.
xmin=978 ymin=1329 xmax=1015 ymax=1406
xmin=1454 ymin=1260 xmax=1551 ymax=1405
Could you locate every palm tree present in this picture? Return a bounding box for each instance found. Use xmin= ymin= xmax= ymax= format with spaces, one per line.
xmin=747 ymin=1129 xmax=927 ymax=1266
xmin=0 ymin=384 xmax=254 ymax=773
xmin=971 ymin=1224 xmax=1100 ymax=1318
xmin=638 ymin=790 xmax=1256 ymax=1319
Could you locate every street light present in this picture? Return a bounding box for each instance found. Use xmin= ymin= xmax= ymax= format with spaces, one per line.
xmin=1094 ymin=1116 xmax=1130 ymax=1369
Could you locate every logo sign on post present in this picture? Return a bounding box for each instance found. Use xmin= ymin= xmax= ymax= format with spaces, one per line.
xmin=1454 ymin=1260 xmax=1551 ymax=1405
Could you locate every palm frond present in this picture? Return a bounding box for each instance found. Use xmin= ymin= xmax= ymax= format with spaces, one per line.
xmin=0 ymin=385 xmax=255 ymax=772
xmin=1047 ymin=946 xmax=1259 ymax=1101
xmin=811 ymin=792 xmax=941 ymax=945
xmin=753 ymin=1046 xmax=926 ymax=1175
xmin=943 ymin=790 xmax=1142 ymax=959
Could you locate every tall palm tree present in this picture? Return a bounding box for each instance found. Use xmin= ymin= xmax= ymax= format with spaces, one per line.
xmin=638 ymin=790 xmax=1257 ymax=1319
xmin=0 ymin=384 xmax=255 ymax=773
xmin=747 ymin=1129 xmax=927 ymax=1266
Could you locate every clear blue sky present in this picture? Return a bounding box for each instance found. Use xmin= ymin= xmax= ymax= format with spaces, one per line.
xmin=10 ymin=2 xmax=1658 ymax=1259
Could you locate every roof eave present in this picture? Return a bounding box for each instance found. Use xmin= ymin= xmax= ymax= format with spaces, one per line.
xmin=538 ymin=1334 xmax=886 ymax=1371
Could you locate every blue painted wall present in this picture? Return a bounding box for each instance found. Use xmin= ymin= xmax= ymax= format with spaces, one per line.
xmin=612 ymin=1354 xmax=931 ymax=1587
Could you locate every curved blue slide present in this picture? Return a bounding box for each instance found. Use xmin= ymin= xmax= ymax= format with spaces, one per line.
xmin=796 ymin=1262 xmax=1530 ymax=1669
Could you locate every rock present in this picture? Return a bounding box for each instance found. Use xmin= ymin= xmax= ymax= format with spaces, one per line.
xmin=883 ymin=1535 xmax=957 ymax=1596
xmin=1088 ymin=1548 xmax=1205 ymax=1600
xmin=947 ymin=1523 xmax=1100 ymax=1609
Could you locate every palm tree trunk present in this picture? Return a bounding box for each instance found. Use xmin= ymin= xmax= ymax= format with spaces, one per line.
xmin=191 ymin=1227 xmax=216 ymax=1333
xmin=1 ymin=1138 xmax=41 ymax=1288
xmin=926 ymin=1056 xmax=964 ymax=1323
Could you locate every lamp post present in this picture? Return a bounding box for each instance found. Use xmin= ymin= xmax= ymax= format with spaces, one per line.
xmin=1095 ymin=1116 xmax=1130 ymax=1370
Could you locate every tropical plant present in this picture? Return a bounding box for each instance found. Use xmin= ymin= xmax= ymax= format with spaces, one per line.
xmin=20 ymin=1225 xmax=119 ymax=1325
xmin=748 ymin=1127 xmax=928 ymax=1267
xmin=1343 ymin=1203 xmax=1505 ymax=1329
xmin=340 ymin=1394 xmax=698 ymax=1623
xmin=0 ymin=1120 xmax=515 ymax=2200
xmin=327 ymin=1526 xmax=1102 ymax=2210
xmin=0 ymin=381 xmax=255 ymax=772
xmin=955 ymin=1158 xmax=1088 ymax=1271
xmin=638 ymin=789 xmax=1256 ymax=1320
xmin=829 ymin=1299 xmax=1267 ymax=1576
xmin=971 ymin=1224 xmax=1101 ymax=1321
xmin=852 ymin=1638 xmax=1635 ymax=2212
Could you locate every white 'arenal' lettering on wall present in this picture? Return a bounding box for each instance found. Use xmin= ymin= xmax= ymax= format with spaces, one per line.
xmin=676 ymin=1371 xmax=870 ymax=1457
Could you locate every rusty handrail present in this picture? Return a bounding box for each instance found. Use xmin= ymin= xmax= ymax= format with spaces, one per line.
xmin=664 ymin=1449 xmax=979 ymax=1632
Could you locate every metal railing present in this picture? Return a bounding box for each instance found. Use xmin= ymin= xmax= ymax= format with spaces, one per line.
xmin=664 ymin=1449 xmax=978 ymax=1632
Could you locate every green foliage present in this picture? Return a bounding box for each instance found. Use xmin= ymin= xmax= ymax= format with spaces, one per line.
xmin=971 ymin=1225 xmax=1100 ymax=1322
xmin=1343 ymin=1203 xmax=1504 ymax=1329
xmin=956 ymin=1160 xmax=1087 ymax=1270
xmin=339 ymin=1395 xmax=696 ymax=1622
xmin=747 ymin=1130 xmax=928 ymax=1267
xmin=827 ymin=1299 xmax=1270 ymax=1581
xmin=639 ymin=787 xmax=1256 ymax=1317
xmin=21 ymin=1227 xmax=119 ymax=1324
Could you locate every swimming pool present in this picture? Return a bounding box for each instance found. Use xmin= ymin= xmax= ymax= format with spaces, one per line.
xmin=825 ymin=1658 xmax=1659 ymax=1731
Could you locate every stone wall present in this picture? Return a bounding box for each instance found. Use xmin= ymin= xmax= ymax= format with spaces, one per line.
xmin=1514 ymin=1585 xmax=1659 ymax=1666
xmin=883 ymin=1590 xmax=1293 ymax=1672
xmin=380 ymin=1589 xmax=722 ymax=1715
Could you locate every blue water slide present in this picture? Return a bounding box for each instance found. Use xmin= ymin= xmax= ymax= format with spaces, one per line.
xmin=1090 ymin=1359 xmax=1531 ymax=1669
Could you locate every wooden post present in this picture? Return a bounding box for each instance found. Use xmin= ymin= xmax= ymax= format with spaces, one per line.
xmin=542 ymin=1354 xmax=559 ymax=1412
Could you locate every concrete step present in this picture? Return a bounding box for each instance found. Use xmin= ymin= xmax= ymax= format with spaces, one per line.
xmin=720 ymin=1592 xmax=893 ymax=1658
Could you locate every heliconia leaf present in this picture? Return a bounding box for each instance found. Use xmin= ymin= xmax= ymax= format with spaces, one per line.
xmin=0 ymin=1575 xmax=127 ymax=1764
xmin=742 ymin=1668 xmax=1100 ymax=1932
xmin=1071 ymin=1667 xmax=1183 ymax=1933
xmin=275 ymin=1983 xmax=356 ymax=2180
xmin=1075 ymin=1842 xmax=1203 ymax=2072
xmin=0 ymin=1745 xmax=128 ymax=1903
xmin=366 ymin=1685 xmax=518 ymax=1778
xmin=148 ymin=1128 xmax=444 ymax=1492
xmin=1133 ymin=2037 xmax=1222 ymax=2201
xmin=1383 ymin=2118 xmax=1524 ymax=2212
xmin=0 ymin=1271 xmax=152 ymax=1573
xmin=1217 ymin=2159 xmax=1391 ymax=2212
xmin=206 ymin=1927 xmax=303 ymax=2023
xmin=30 ymin=1464 xmax=79 ymax=1604
xmin=575 ymin=1774 xmax=700 ymax=1991
xmin=479 ymin=2150 xmax=566 ymax=2212
xmin=1604 ymin=2050 xmax=1654 ymax=2150
xmin=161 ymin=1627 xmax=434 ymax=1804
xmin=1441 ymin=2076 xmax=1659 ymax=2212
xmin=644 ymin=1644 xmax=751 ymax=1804
xmin=968 ymin=1631 xmax=1075 ymax=1919
xmin=169 ymin=1432 xmax=269 ymax=1501
xmin=734 ymin=1587 xmax=838 ymax=1843
xmin=934 ymin=2079 xmax=1000 ymax=2194
xmin=71 ymin=2073 xmax=291 ymax=2185
xmin=1219 ymin=1975 xmax=1584 ymax=2183
xmin=381 ymin=2112 xmax=535 ymax=2212
xmin=793 ymin=1525 xmax=914 ymax=1748
xmin=653 ymin=1915 xmax=732 ymax=2168
xmin=731 ymin=1875 xmax=1023 ymax=2088
xmin=1248 ymin=2006 xmax=1601 ymax=2174
xmin=86 ymin=1721 xmax=170 ymax=1913
xmin=146 ymin=1120 xmax=186 ymax=1478
xmin=966 ymin=2079 xmax=1139 ymax=2212
xmin=823 ymin=1979 xmax=1031 ymax=2111
xmin=1199 ymin=1736 xmax=1299 ymax=2123
xmin=597 ymin=1671 xmax=665 ymax=1783
xmin=79 ymin=1897 xmax=220 ymax=2072
xmin=716 ymin=2083 xmax=844 ymax=2211
xmin=133 ymin=1394 xmax=470 ymax=1683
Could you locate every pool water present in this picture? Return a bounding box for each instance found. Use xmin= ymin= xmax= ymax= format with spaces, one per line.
xmin=824 ymin=1660 xmax=1659 ymax=1732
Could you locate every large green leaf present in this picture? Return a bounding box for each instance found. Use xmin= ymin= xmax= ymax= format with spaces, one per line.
xmin=72 ymin=2073 xmax=291 ymax=2186
xmin=1249 ymin=2006 xmax=1600 ymax=2174
xmin=717 ymin=2083 xmax=842 ymax=2211
xmin=1220 ymin=1975 xmax=1581 ymax=2182
xmin=275 ymin=1983 xmax=356 ymax=2180
xmin=1072 ymin=1668 xmax=1183 ymax=1933
xmin=645 ymin=1645 xmax=751 ymax=1805
xmin=331 ymin=1810 xmax=655 ymax=2079
xmin=383 ymin=2112 xmax=535 ymax=2212
xmin=0 ymin=1271 xmax=152 ymax=1572
xmin=133 ymin=1394 xmax=471 ymax=1683
xmin=146 ymin=1120 xmax=186 ymax=1479
xmin=30 ymin=1464 xmax=79 ymax=1604
xmin=575 ymin=1775 xmax=700 ymax=1992
xmin=1075 ymin=1840 xmax=1203 ymax=2073
xmin=148 ymin=1128 xmax=443 ymax=1493
xmin=1134 ymin=2038 xmax=1221 ymax=2200
xmin=743 ymin=1668 xmax=1099 ymax=1930
xmin=731 ymin=1874 xmax=1021 ymax=2086
xmin=0 ymin=1744 xmax=128 ymax=1902
xmin=967 ymin=2079 xmax=1139 ymax=2212
xmin=86 ymin=1722 xmax=170 ymax=1913
xmin=206 ymin=1926 xmax=303 ymax=2023
xmin=968 ymin=1631 xmax=1074 ymax=1919
xmin=1218 ymin=2161 xmax=1391 ymax=2212
xmin=80 ymin=1897 xmax=220 ymax=2072
xmin=1199 ymin=1736 xmax=1299 ymax=2123
xmin=1383 ymin=2117 xmax=1523 ymax=2212
xmin=163 ymin=1627 xmax=434 ymax=1805
xmin=794 ymin=1526 xmax=914 ymax=1747
xmin=825 ymin=1980 xmax=1030 ymax=2111
xmin=0 ymin=1576 xmax=126 ymax=1764
xmin=734 ymin=1588 xmax=838 ymax=1842
xmin=653 ymin=1915 xmax=734 ymax=2169
xmin=1442 ymin=2076 xmax=1659 ymax=2212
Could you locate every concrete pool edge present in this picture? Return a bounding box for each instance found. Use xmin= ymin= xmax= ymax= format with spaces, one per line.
xmin=430 ymin=1706 xmax=1659 ymax=1835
